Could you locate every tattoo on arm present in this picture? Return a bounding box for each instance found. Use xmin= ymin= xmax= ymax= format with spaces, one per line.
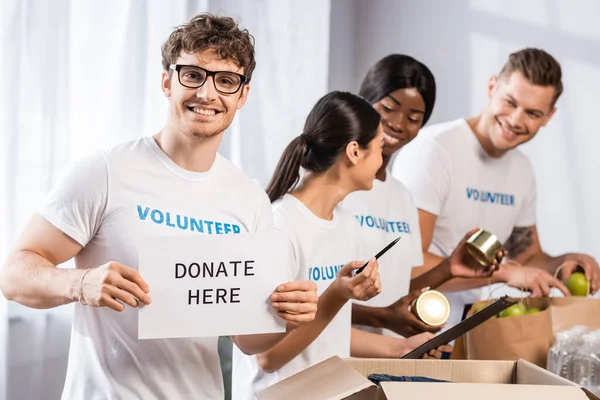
xmin=504 ymin=227 xmax=534 ymax=258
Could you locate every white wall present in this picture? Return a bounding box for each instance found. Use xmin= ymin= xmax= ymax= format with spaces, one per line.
xmin=328 ymin=0 xmax=357 ymax=92
xmin=330 ymin=0 xmax=600 ymax=262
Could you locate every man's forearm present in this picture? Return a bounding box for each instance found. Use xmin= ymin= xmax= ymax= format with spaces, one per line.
xmin=0 ymin=250 xmax=81 ymax=308
xmin=512 ymin=251 xmax=565 ymax=274
xmin=435 ymin=276 xmax=498 ymax=292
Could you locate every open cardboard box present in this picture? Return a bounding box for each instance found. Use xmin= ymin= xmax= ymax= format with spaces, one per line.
xmin=256 ymin=356 xmax=599 ymax=400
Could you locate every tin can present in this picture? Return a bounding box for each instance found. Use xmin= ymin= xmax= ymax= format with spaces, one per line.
xmin=410 ymin=290 xmax=451 ymax=326
xmin=465 ymin=229 xmax=504 ymax=267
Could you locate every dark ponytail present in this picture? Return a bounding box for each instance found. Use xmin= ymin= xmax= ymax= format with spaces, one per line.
xmin=266 ymin=91 xmax=381 ymax=202
xmin=265 ymin=136 xmax=308 ymax=203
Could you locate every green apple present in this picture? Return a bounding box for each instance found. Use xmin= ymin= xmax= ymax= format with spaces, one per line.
xmin=474 ymin=303 xmax=497 ymax=318
xmin=526 ymin=307 xmax=541 ymax=314
xmin=566 ymin=272 xmax=589 ymax=297
xmin=474 ymin=303 xmax=501 ymax=318
xmin=499 ymin=303 xmax=527 ymax=318
xmin=474 ymin=304 xmax=487 ymax=313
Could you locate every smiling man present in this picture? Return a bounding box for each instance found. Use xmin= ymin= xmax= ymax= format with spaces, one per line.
xmin=392 ymin=48 xmax=600 ymax=328
xmin=0 ymin=13 xmax=318 ymax=400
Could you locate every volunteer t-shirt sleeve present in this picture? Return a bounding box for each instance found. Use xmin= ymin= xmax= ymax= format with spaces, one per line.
xmin=253 ymin=188 xmax=275 ymax=232
xmin=514 ymin=162 xmax=537 ymax=227
xmin=38 ymin=151 xmax=108 ymax=246
xmin=391 ymin=140 xmax=452 ymax=217
xmin=272 ymin=205 xmax=301 ymax=280
xmin=285 ymin=231 xmax=301 ymax=281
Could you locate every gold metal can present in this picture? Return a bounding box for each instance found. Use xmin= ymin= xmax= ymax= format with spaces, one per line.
xmin=465 ymin=228 xmax=504 ymax=267
xmin=410 ymin=290 xmax=451 ymax=326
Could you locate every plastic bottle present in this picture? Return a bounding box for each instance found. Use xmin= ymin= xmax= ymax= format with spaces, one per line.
xmin=562 ymin=326 xmax=587 ymax=379
xmin=569 ymin=332 xmax=600 ymax=395
xmin=547 ymin=331 xmax=569 ymax=375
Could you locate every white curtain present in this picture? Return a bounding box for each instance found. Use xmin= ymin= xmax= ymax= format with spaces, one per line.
xmin=0 ymin=1 xmax=331 ymax=399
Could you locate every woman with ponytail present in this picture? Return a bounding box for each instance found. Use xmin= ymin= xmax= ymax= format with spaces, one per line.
xmin=232 ymin=91 xmax=434 ymax=399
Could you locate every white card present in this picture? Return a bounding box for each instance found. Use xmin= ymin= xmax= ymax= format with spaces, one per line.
xmin=138 ymin=231 xmax=292 ymax=339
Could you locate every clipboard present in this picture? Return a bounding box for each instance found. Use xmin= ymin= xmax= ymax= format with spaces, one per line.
xmin=401 ymin=295 xmax=517 ymax=359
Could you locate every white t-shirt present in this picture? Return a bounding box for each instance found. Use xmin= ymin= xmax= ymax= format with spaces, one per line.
xmin=342 ymin=174 xmax=423 ymax=337
xmin=231 ymin=194 xmax=359 ymax=400
xmin=40 ymin=136 xmax=274 ymax=400
xmin=392 ymin=118 xmax=536 ymax=327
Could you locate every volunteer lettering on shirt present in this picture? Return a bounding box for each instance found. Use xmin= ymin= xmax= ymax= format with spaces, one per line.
xmin=308 ymin=264 xmax=345 ymax=281
xmin=354 ymin=214 xmax=412 ymax=233
xmin=465 ymin=188 xmax=515 ymax=206
xmin=137 ymin=205 xmax=242 ymax=234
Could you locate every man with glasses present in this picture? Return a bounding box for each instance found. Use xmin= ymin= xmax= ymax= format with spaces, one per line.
xmin=0 ymin=13 xmax=318 ymax=400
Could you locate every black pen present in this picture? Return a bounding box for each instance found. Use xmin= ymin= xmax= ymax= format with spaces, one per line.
xmin=354 ymin=236 xmax=401 ymax=275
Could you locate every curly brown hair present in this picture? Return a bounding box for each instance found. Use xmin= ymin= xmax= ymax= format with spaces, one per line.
xmin=161 ymin=13 xmax=256 ymax=82
xmin=499 ymin=48 xmax=563 ymax=107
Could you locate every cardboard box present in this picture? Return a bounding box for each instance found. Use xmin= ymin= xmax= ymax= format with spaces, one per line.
xmin=256 ymin=356 xmax=599 ymax=400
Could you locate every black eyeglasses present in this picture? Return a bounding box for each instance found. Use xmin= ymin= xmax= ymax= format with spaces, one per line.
xmin=169 ymin=64 xmax=247 ymax=95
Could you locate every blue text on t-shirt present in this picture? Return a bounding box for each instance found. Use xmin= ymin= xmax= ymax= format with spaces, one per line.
xmin=137 ymin=205 xmax=241 ymax=234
